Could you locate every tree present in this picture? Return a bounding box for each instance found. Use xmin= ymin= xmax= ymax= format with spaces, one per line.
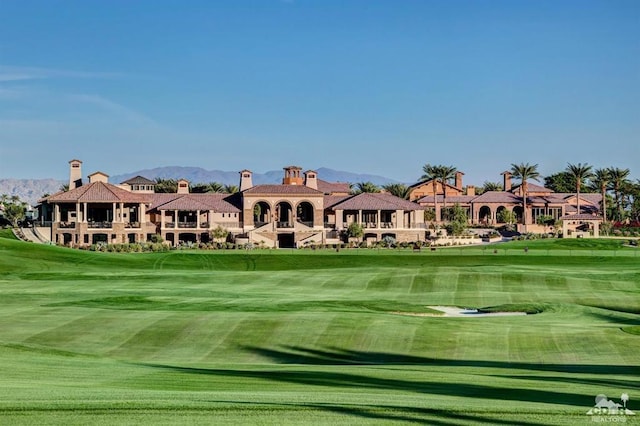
xmin=445 ymin=204 xmax=469 ymax=236
xmin=210 ymin=225 xmax=229 ymax=242
xmin=510 ymin=163 xmax=540 ymax=232
xmin=352 ymin=181 xmax=380 ymax=194
xmin=191 ymin=182 xmax=224 ymax=193
xmin=435 ymin=165 xmax=458 ymax=221
xmin=589 ymin=168 xmax=610 ymax=222
xmin=346 ymin=222 xmax=364 ymax=242
xmin=480 ymin=181 xmax=503 ymax=194
xmin=566 ymin=163 xmax=593 ymax=214
xmin=154 ymin=178 xmax=178 ymax=193
xmin=59 ymin=183 xmax=70 ymax=192
xmin=497 ymin=209 xmax=517 ymax=230
xmin=223 ymin=184 xmax=239 ymax=194
xmin=1 ymin=195 xmax=27 ymax=227
xmin=421 ymin=164 xmax=440 ymax=221
xmin=608 ymin=167 xmax=630 ymax=221
xmin=382 ymin=183 xmax=410 ymax=199
xmin=544 ymin=172 xmax=577 ymax=193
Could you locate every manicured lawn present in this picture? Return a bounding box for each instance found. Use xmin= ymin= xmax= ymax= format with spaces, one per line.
xmin=0 ymin=231 xmax=638 ymax=424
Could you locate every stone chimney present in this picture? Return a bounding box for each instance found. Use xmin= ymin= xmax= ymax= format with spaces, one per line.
xmin=69 ymin=159 xmax=83 ymax=190
xmin=239 ymin=169 xmax=253 ymax=192
xmin=283 ymin=166 xmax=303 ymax=185
xmin=501 ymin=171 xmax=512 ymax=192
xmin=88 ymin=171 xmax=109 ymax=183
xmin=455 ymin=171 xmax=464 ymax=190
xmin=304 ymin=170 xmax=318 ymax=190
xmin=466 ymin=185 xmax=476 ymax=196
xmin=177 ymin=179 xmax=190 ymax=194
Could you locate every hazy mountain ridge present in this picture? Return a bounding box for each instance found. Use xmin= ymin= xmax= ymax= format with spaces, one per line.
xmin=3 ymin=167 xmax=400 ymax=205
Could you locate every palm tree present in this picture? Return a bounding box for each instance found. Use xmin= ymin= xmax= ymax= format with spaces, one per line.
xmin=382 ymin=183 xmax=410 ymax=199
xmin=481 ymin=181 xmax=503 ymax=193
xmin=566 ymin=163 xmax=593 ymax=215
xmin=608 ymin=167 xmax=630 ymax=221
xmin=510 ymin=163 xmax=540 ymax=232
xmin=589 ymin=168 xmax=610 ymax=222
xmin=421 ymin=164 xmax=440 ymax=221
xmin=352 ymin=181 xmax=380 ymax=194
xmin=223 ymin=184 xmax=239 ymax=194
xmin=435 ymin=165 xmax=457 ymax=221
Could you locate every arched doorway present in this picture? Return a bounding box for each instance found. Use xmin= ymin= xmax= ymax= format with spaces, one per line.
xmin=496 ymin=206 xmax=507 ymax=223
xmin=296 ymin=201 xmax=314 ymax=227
xmin=253 ymin=201 xmax=271 ymax=227
xmin=513 ymin=206 xmax=524 ymax=223
xmin=479 ymin=206 xmax=491 ymax=224
xmin=276 ymin=202 xmax=293 ymax=228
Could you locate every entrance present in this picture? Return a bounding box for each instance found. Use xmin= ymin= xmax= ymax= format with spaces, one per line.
xmin=277 ymin=233 xmax=295 ymax=249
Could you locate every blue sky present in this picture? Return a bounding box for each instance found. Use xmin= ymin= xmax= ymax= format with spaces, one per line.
xmin=1 ymin=0 xmax=638 ymax=184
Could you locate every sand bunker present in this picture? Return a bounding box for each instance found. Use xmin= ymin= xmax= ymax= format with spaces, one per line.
xmin=427 ymin=306 xmax=528 ymax=317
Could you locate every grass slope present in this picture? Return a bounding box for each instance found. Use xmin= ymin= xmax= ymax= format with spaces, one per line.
xmin=0 ymin=233 xmax=639 ymax=425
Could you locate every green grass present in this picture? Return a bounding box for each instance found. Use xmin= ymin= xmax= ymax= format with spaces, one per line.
xmin=0 ymin=233 xmax=639 ymax=424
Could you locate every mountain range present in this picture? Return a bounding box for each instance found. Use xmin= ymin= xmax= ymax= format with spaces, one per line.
xmin=1 ymin=167 xmax=400 ymax=205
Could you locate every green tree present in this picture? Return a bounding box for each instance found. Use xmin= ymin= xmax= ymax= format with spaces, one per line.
xmin=445 ymin=203 xmax=468 ymax=236
xmin=223 ymin=184 xmax=239 ymax=194
xmin=544 ymin=172 xmax=576 ymax=193
xmin=1 ymin=195 xmax=27 ymax=227
xmin=497 ymin=209 xmax=517 ymax=229
xmin=589 ymin=168 xmax=610 ymax=222
xmin=210 ymin=225 xmax=229 ymax=242
xmin=435 ymin=165 xmax=458 ymax=221
xmin=480 ymin=181 xmax=503 ymax=194
xmin=154 ymin=178 xmax=178 ymax=193
xmin=382 ymin=183 xmax=410 ymax=199
xmin=510 ymin=162 xmax=540 ymax=232
xmin=421 ymin=164 xmax=457 ymax=222
xmin=608 ymin=167 xmax=630 ymax=221
xmin=191 ymin=182 xmax=224 ymax=193
xmin=59 ymin=183 xmax=70 ymax=192
xmin=566 ymin=163 xmax=593 ymax=214
xmin=420 ymin=164 xmax=440 ymax=221
xmin=346 ymin=222 xmax=364 ymax=241
xmin=352 ymin=181 xmax=380 ymax=194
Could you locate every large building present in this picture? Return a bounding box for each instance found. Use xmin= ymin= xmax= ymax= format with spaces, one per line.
xmin=39 ymin=161 xmax=428 ymax=247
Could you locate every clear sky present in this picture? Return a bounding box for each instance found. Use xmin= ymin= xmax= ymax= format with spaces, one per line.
xmin=1 ymin=0 xmax=638 ymax=185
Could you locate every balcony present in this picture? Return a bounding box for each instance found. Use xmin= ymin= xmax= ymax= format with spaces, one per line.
xmin=125 ymin=222 xmax=141 ymax=228
xmin=164 ymin=222 xmax=176 ymax=229
xmin=59 ymin=221 xmax=76 ymax=229
xmin=276 ymin=221 xmax=293 ymax=229
xmin=177 ymin=222 xmax=198 ymax=229
xmin=88 ymin=221 xmax=112 ymax=229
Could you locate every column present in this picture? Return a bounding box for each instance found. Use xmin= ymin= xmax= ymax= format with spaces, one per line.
xmin=196 ymin=210 xmax=201 ymax=229
xmin=54 ymin=204 xmax=60 ymax=223
xmin=119 ymin=203 xmax=124 ymax=223
xmin=75 ymin=202 xmax=80 ymax=223
xmin=161 ymin=210 xmax=165 ymax=229
xmin=376 ymin=210 xmax=381 ymax=229
xmin=335 ymin=209 xmax=343 ymax=230
xmin=175 ymin=210 xmax=179 ymax=228
xmin=112 ymin=203 xmax=116 ymax=222
xmin=83 ymin=202 xmax=88 ymax=222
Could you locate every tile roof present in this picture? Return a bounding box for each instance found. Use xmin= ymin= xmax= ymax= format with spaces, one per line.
xmin=324 ymin=194 xmax=352 ymax=209
xmin=417 ymin=195 xmax=476 ymax=204
xmin=151 ymin=194 xmax=240 ymax=213
xmin=46 ymin=182 xmax=148 ymax=203
xmin=561 ymin=213 xmax=603 ymax=221
xmin=121 ymin=175 xmax=156 ymax=185
xmin=243 ymin=184 xmax=324 ymax=195
xmin=331 ymin=192 xmax=424 ymax=211
xmin=317 ymin=179 xmax=351 ymax=194
xmin=511 ymin=182 xmax=552 ymax=194
xmin=471 ymin=191 xmax=521 ymax=204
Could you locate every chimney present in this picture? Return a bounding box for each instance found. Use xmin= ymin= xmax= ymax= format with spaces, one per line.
xmin=466 ymin=185 xmax=476 ymax=197
xmin=69 ymin=159 xmax=83 ymax=190
xmin=88 ymin=171 xmax=109 ymax=183
xmin=283 ymin=166 xmax=303 ymax=185
xmin=304 ymin=170 xmax=318 ymax=190
xmin=177 ymin=179 xmax=190 ymax=194
xmin=501 ymin=171 xmax=512 ymax=192
xmin=455 ymin=171 xmax=464 ymax=190
xmin=239 ymin=169 xmax=253 ymax=191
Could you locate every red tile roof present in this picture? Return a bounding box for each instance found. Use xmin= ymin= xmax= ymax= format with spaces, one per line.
xmin=561 ymin=213 xmax=603 ymax=221
xmin=151 ymin=194 xmax=240 ymax=213
xmin=417 ymin=195 xmax=476 ymax=204
xmin=324 ymin=194 xmax=352 ymax=208
xmin=46 ymin=182 xmax=148 ymax=203
xmin=331 ymin=193 xmax=423 ymax=211
xmin=317 ymin=179 xmax=351 ymax=194
xmin=121 ymin=175 xmax=156 ymax=185
xmin=243 ymin=184 xmax=324 ymax=195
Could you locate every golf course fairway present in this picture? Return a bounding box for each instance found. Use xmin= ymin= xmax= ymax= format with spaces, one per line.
xmin=0 ymin=230 xmax=638 ymax=425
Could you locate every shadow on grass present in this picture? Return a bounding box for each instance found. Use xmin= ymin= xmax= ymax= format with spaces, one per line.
xmin=242 ymin=345 xmax=640 ymax=376
xmin=203 ymin=400 xmax=549 ymax=425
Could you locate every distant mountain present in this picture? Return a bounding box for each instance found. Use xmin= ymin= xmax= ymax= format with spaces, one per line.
xmin=2 ymin=167 xmax=400 ymax=206
xmin=0 ymin=179 xmax=64 ymax=206
xmin=111 ymin=166 xmax=399 ymax=187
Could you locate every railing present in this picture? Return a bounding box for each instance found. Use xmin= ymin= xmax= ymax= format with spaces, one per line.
xmin=165 ymin=222 xmax=175 ymax=229
xmin=178 ymin=222 xmax=198 ymax=228
xmin=277 ymin=221 xmax=293 ymax=228
xmin=216 ymin=221 xmax=242 ymax=228
xmin=324 ymin=222 xmax=336 ymax=229
xmin=296 ymin=221 xmax=314 ymax=228
xmin=58 ymin=222 xmax=76 ymax=229
xmin=88 ymin=221 xmax=112 ymax=229
xmin=410 ymin=223 xmax=427 ymax=229
xmin=254 ymin=221 xmax=268 ymax=228
xmin=125 ymin=222 xmax=140 ymax=228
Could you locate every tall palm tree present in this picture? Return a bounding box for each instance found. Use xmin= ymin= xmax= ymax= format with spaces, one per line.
xmin=481 ymin=181 xmax=503 ymax=193
xmin=421 ymin=164 xmax=440 ymax=221
xmin=435 ymin=165 xmax=457 ymax=221
xmin=566 ymin=163 xmax=593 ymax=215
xmin=223 ymin=184 xmax=239 ymax=194
xmin=589 ymin=168 xmax=610 ymax=222
xmin=382 ymin=183 xmax=410 ymax=199
xmin=510 ymin=163 xmax=540 ymax=232
xmin=608 ymin=167 xmax=630 ymax=221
